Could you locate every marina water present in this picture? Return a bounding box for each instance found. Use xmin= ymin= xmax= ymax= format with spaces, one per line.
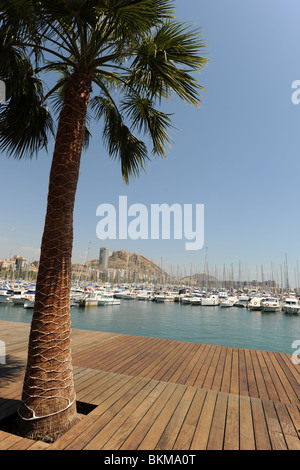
xmin=0 ymin=300 xmax=299 ymax=355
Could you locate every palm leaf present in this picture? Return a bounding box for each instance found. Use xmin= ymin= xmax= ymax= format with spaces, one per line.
xmin=128 ymin=21 xmax=208 ymax=105
xmin=121 ymin=94 xmax=173 ymax=157
xmin=91 ymin=94 xmax=148 ymax=183
xmin=0 ymin=57 xmax=54 ymax=158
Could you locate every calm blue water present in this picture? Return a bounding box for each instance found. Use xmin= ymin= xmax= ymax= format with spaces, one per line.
xmin=0 ymin=300 xmax=299 ymax=354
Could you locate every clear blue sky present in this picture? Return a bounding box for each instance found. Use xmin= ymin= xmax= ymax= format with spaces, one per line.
xmin=1 ymin=0 xmax=300 ymax=285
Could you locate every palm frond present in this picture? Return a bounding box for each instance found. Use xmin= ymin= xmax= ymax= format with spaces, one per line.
xmin=0 ymin=0 xmax=208 ymax=172
xmin=0 ymin=57 xmax=54 ymax=158
xmin=128 ymin=21 xmax=208 ymax=105
xmin=91 ymin=95 xmax=148 ymax=183
xmin=121 ymin=95 xmax=173 ymax=157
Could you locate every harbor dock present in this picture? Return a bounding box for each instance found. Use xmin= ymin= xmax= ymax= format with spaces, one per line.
xmin=0 ymin=320 xmax=299 ymax=450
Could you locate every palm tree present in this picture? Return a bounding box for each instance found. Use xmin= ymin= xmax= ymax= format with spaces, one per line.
xmin=0 ymin=0 xmax=208 ymax=442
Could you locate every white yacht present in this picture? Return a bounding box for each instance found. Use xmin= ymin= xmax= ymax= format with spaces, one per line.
xmin=98 ymin=292 xmax=120 ymax=306
xmin=189 ymin=296 xmax=202 ymax=305
xmin=154 ymin=292 xmax=175 ymax=302
xmin=137 ymin=291 xmax=153 ymax=301
xmin=220 ymin=299 xmax=234 ymax=308
xmin=79 ymin=291 xmax=98 ymax=307
xmin=120 ymin=290 xmax=137 ymax=300
xmin=282 ymin=297 xmax=300 ymax=315
xmin=201 ymin=294 xmax=219 ymax=306
xmin=11 ymin=289 xmax=27 ymax=305
xmin=0 ymin=288 xmax=13 ymax=303
xmin=24 ymin=298 xmax=35 ymax=309
xmin=262 ymin=297 xmax=281 ymax=312
xmin=237 ymin=294 xmax=250 ymax=306
xmin=248 ymin=297 xmax=263 ymax=311
xmin=23 ymin=290 xmax=36 ymax=309
xmin=181 ymin=294 xmax=193 ymax=305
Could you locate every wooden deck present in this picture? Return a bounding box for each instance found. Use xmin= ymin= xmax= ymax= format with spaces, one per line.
xmin=0 ymin=320 xmax=299 ymax=450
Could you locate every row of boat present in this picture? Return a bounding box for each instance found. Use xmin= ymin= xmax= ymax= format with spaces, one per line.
xmin=0 ymin=282 xmax=299 ymax=314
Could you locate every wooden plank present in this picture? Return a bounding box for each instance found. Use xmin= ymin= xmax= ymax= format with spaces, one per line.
xmin=77 ymin=372 xmax=128 ymax=405
xmin=263 ymin=352 xmax=293 ymax=404
xmin=102 ymin=381 xmax=171 ymax=450
xmin=207 ymin=392 xmax=228 ymax=450
xmin=155 ymin=386 xmax=197 ymax=450
xmin=220 ymin=347 xmax=233 ymax=394
xmin=284 ymin=434 xmax=300 ymax=450
xmin=0 ymin=431 xmax=12 ymax=443
xmin=120 ymin=382 xmax=175 ymax=450
xmin=230 ymin=348 xmax=239 ymax=395
xmin=211 ymin=346 xmax=227 ymax=392
xmin=267 ymin=352 xmax=300 ymax=404
xmin=238 ymin=349 xmax=249 ymax=397
xmin=256 ymin=350 xmax=279 ymax=402
xmin=190 ymin=390 xmax=217 ymax=450
xmin=251 ymin=397 xmax=271 ymax=450
xmin=202 ymin=346 xmax=222 ymax=391
xmin=128 ymin=339 xmax=180 ymax=379
xmin=244 ymin=349 xmax=259 ymax=398
xmin=84 ymin=380 xmax=166 ymax=450
xmin=223 ymin=393 xmax=239 ymax=450
xmin=107 ymin=337 xmax=163 ymax=374
xmin=26 ymin=440 xmax=50 ymax=450
xmin=274 ymin=352 xmax=300 ymax=385
xmin=48 ymin=376 xmax=150 ymax=450
xmin=5 ymin=436 xmax=38 ymax=450
xmin=263 ymin=400 xmax=287 ymax=450
xmin=1 ymin=321 xmax=300 ymax=451
xmin=285 ymin=403 xmax=300 ymax=440
xmin=250 ymin=349 xmax=270 ymax=401
xmin=137 ymin=384 xmax=187 ymax=450
xmin=173 ymin=388 xmax=207 ymax=450
xmin=125 ymin=383 xmax=180 ymax=450
xmin=151 ymin=342 xmax=192 ymax=382
xmin=239 ymin=396 xmax=255 ymax=450
xmin=167 ymin=342 xmax=200 ymax=384
xmin=274 ymin=401 xmax=299 ymax=439
xmin=175 ymin=343 xmax=206 ymax=386
xmin=115 ymin=338 xmax=173 ymax=377
xmin=193 ymin=345 xmax=217 ymax=389
xmin=85 ymin=374 xmax=139 ymax=408
xmin=0 ymin=433 xmax=24 ymax=450
xmin=183 ymin=344 xmax=212 ymax=387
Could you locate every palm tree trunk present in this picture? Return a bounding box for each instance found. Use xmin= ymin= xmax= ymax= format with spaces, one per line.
xmin=17 ymin=68 xmax=92 ymax=442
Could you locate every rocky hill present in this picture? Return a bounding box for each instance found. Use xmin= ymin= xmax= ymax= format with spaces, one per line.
xmin=180 ymin=272 xmax=218 ymax=287
xmin=72 ymin=249 xmax=167 ymax=279
xmin=72 ymin=250 xmax=216 ymax=286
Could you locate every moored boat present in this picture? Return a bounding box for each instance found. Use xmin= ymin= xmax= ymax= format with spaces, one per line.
xmin=79 ymin=291 xmax=98 ymax=307
xmin=0 ymin=289 xmax=14 ymax=303
xmin=98 ymin=294 xmax=120 ymax=306
xmin=201 ymin=294 xmax=219 ymax=306
xmin=262 ymin=297 xmax=281 ymax=312
xmin=248 ymin=297 xmax=263 ymax=311
xmin=154 ymin=292 xmax=175 ymax=302
xmin=11 ymin=289 xmax=27 ymax=305
xmin=189 ymin=296 xmax=202 ymax=305
xmin=282 ymin=297 xmax=300 ymax=315
xmin=220 ymin=299 xmax=234 ymax=308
